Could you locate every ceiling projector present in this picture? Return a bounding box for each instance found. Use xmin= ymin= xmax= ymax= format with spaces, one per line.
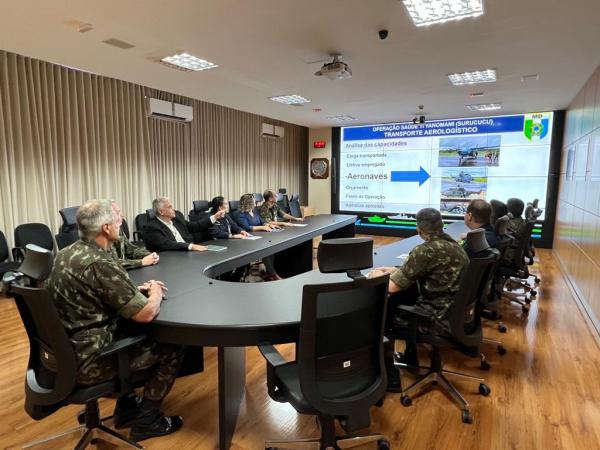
xmin=314 ymin=55 xmax=352 ymax=80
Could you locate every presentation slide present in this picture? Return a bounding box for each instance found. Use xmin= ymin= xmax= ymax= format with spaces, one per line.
xmin=339 ymin=112 xmax=554 ymax=220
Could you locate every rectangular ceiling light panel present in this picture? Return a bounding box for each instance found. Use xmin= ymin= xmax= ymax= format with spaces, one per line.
xmin=161 ymin=53 xmax=219 ymax=72
xmin=466 ymin=102 xmax=501 ymax=111
xmin=448 ymin=68 xmax=496 ymax=85
xmin=403 ymin=0 xmax=484 ymax=27
xmin=269 ymin=95 xmax=311 ymax=105
xmin=327 ymin=115 xmax=358 ymax=122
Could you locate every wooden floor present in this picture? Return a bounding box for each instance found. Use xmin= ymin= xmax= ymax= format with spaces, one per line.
xmin=1 ymin=239 xmax=600 ymax=449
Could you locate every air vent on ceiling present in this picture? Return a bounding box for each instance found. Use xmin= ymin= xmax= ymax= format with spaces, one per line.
xmin=102 ymin=38 xmax=135 ymax=50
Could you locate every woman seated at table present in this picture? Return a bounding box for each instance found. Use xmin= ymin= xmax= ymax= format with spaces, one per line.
xmin=236 ymin=193 xmax=281 ymax=281
xmin=208 ymin=196 xmax=251 ymax=239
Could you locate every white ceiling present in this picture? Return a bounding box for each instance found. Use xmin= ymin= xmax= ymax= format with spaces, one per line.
xmin=1 ymin=0 xmax=599 ymax=128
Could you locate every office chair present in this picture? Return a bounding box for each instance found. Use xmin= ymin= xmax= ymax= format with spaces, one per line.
xmin=0 ymin=230 xmax=20 ymax=276
xmin=276 ymin=193 xmax=290 ymax=214
xmin=524 ymin=199 xmax=542 ymax=283
xmin=228 ymin=200 xmax=240 ymax=212
xmin=2 ymin=244 xmax=146 ymax=449
xmin=259 ymin=237 xmax=390 ymax=450
xmin=392 ymin=229 xmax=497 ymax=424
xmin=133 ymin=213 xmax=149 ymax=242
xmin=253 ymin=193 xmax=263 ymax=206
xmin=289 ymin=194 xmax=302 ymax=219
xmin=59 ymin=206 xmax=79 ymax=232
xmin=480 ymin=216 xmax=513 ymax=333
xmin=120 ymin=218 xmax=131 ymax=240
xmin=55 ymin=231 xmax=79 ymax=250
xmin=13 ymin=223 xmax=55 ymax=262
xmin=146 ymin=208 xmax=156 ymax=220
xmin=189 ymin=200 xmax=210 ymax=222
xmin=498 ymin=221 xmax=537 ymax=314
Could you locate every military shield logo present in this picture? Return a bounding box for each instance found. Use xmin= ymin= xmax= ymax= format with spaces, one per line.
xmin=524 ymin=114 xmax=550 ymax=141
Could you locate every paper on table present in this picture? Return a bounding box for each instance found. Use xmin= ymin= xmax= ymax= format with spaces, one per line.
xmin=289 ymin=223 xmax=308 ymax=227
xmin=245 ymin=235 xmax=262 ymax=240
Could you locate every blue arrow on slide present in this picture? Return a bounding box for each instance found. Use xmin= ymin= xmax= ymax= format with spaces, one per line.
xmin=390 ymin=166 xmax=430 ymax=186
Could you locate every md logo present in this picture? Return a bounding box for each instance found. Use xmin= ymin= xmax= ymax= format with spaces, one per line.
xmin=524 ymin=113 xmax=550 ymax=141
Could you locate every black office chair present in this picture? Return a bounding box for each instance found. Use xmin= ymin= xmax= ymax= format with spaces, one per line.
xmin=13 ymin=223 xmax=55 ymax=262
xmin=2 ymin=244 xmax=146 ymax=449
xmin=288 ymin=195 xmax=302 ymax=218
xmin=121 ymin=218 xmax=131 ymax=240
xmin=524 ymin=199 xmax=542 ymax=282
xmin=59 ymin=206 xmax=79 ymax=232
xmin=189 ymin=200 xmax=210 ymax=222
xmin=55 ymin=230 xmax=79 ymax=250
xmin=228 ymin=200 xmax=240 ymax=212
xmin=393 ymin=229 xmax=497 ymax=424
xmin=0 ymin=230 xmax=20 ymax=276
xmin=276 ymin=193 xmax=290 ymax=214
xmin=253 ymin=193 xmax=263 ymax=206
xmin=480 ymin=216 xmax=513 ymax=331
xmin=259 ymin=237 xmax=390 ymax=450
xmin=133 ymin=213 xmax=150 ymax=242
xmin=498 ymin=221 xmax=537 ymax=314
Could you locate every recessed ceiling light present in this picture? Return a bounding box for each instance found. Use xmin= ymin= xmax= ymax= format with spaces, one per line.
xmin=160 ymin=52 xmax=218 ymax=72
xmin=402 ymin=0 xmax=484 ymax=27
xmin=269 ymin=95 xmax=311 ymax=105
xmin=327 ymin=115 xmax=359 ymax=122
xmin=448 ymin=69 xmax=497 ymax=85
xmin=521 ymin=74 xmax=540 ymax=82
xmin=470 ymin=92 xmax=485 ymax=97
xmin=466 ymin=103 xmax=501 ymax=111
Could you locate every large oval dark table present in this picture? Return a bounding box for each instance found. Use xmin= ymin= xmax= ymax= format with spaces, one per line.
xmin=129 ymin=216 xmax=468 ymax=449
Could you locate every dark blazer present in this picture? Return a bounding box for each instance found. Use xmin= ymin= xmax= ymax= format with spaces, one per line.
xmin=143 ymin=215 xmax=212 ymax=252
xmin=236 ymin=208 xmax=266 ymax=232
xmin=209 ymin=214 xmax=243 ymax=240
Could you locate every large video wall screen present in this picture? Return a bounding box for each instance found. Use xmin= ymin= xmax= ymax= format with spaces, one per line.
xmin=339 ymin=112 xmax=554 ymax=220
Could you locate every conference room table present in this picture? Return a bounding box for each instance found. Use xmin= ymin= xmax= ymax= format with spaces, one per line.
xmin=129 ymin=215 xmax=468 ymax=449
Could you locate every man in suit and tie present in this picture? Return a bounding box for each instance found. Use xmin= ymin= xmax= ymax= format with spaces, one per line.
xmin=143 ymin=197 xmax=225 ymax=252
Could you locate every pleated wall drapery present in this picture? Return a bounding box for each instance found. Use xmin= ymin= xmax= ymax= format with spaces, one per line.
xmin=0 ymin=50 xmax=308 ymax=249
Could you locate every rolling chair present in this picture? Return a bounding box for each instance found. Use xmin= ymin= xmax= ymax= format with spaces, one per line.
xmin=259 ymin=237 xmax=390 ymax=450
xmin=0 ymin=230 xmax=20 ymax=276
xmin=524 ymin=199 xmax=543 ymax=283
xmin=253 ymin=193 xmax=263 ymax=206
xmin=289 ymin=194 xmax=302 ymax=219
xmin=276 ymin=193 xmax=290 ymax=214
xmin=133 ymin=213 xmax=149 ymax=242
xmin=2 ymin=244 xmax=146 ymax=449
xmin=392 ymin=229 xmax=497 ymax=424
xmin=188 ymin=200 xmax=210 ymax=222
xmin=56 ymin=206 xmax=81 ymax=250
xmin=228 ymin=200 xmax=240 ymax=212
xmin=13 ymin=223 xmax=55 ymax=262
xmin=499 ymin=221 xmax=537 ymax=314
xmin=481 ymin=216 xmax=513 ymax=334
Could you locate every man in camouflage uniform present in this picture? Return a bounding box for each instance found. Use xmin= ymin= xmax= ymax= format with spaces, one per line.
xmin=110 ymin=201 xmax=160 ymax=269
xmin=259 ymin=189 xmax=304 ymax=227
xmin=504 ymin=198 xmax=526 ymax=266
xmin=369 ymin=208 xmax=469 ymax=391
xmin=45 ymin=199 xmax=185 ymax=442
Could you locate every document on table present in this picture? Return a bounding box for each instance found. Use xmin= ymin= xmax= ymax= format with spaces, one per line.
xmin=207 ymin=245 xmax=227 ymax=252
xmin=245 ymin=235 xmax=262 ymax=240
xmin=289 ymin=223 xmax=308 ymax=227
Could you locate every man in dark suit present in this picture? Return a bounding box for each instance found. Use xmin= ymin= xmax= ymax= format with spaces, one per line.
xmin=143 ymin=197 xmax=225 ymax=252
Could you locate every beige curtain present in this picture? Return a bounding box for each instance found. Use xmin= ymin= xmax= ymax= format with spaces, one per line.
xmin=0 ymin=50 xmax=308 ymax=251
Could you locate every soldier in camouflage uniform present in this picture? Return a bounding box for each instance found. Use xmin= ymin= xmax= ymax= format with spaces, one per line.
xmin=259 ymin=189 xmax=304 ymax=226
xmin=45 ymin=199 xmax=185 ymax=442
xmin=369 ymin=208 xmax=469 ymax=391
xmin=110 ymin=201 xmax=160 ymax=269
xmin=504 ymin=198 xmax=526 ymax=265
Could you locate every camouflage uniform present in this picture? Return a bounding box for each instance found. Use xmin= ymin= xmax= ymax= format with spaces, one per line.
xmin=45 ymin=239 xmax=184 ymax=401
xmin=259 ymin=202 xmax=286 ymax=223
xmin=389 ymin=232 xmax=469 ymax=333
xmin=502 ymin=216 xmax=526 ymax=265
xmin=110 ymin=235 xmax=151 ymax=269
